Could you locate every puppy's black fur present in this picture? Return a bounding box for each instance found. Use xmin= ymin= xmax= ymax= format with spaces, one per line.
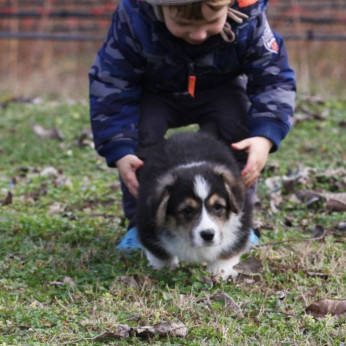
xmin=136 ymin=132 xmax=252 ymax=275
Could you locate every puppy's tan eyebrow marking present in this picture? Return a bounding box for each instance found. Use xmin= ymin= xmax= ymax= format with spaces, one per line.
xmin=207 ymin=194 xmax=226 ymax=208
xmin=177 ymin=198 xmax=199 ymax=213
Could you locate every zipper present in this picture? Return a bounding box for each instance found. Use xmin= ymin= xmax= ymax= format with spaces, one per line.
xmin=152 ymin=22 xmax=198 ymax=98
xmin=187 ymin=62 xmax=196 ymax=98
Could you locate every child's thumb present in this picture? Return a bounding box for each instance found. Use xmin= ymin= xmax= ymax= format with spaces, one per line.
xmin=137 ymin=159 xmax=144 ymax=168
xmin=231 ymin=139 xmax=249 ymax=151
xmin=133 ymin=157 xmax=144 ymax=168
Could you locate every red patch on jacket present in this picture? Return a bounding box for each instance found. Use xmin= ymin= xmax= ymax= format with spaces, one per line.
xmin=263 ymin=20 xmax=279 ymax=54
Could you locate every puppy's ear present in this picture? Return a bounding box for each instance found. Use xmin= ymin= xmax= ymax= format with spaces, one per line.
xmin=213 ymin=166 xmax=245 ymax=214
xmin=156 ymin=190 xmax=170 ymax=227
xmin=150 ymin=173 xmax=176 ymax=227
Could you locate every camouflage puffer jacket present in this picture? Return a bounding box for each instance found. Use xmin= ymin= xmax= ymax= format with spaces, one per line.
xmin=89 ymin=0 xmax=296 ymax=167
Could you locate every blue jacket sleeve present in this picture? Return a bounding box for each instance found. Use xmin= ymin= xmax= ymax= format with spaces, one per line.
xmin=89 ymin=2 xmax=144 ymax=167
xmin=237 ymin=3 xmax=296 ymax=151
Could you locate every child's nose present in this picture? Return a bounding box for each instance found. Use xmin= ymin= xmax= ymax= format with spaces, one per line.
xmin=188 ymin=29 xmax=207 ymax=43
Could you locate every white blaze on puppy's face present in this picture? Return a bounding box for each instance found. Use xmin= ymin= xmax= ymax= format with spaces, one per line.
xmin=193 ymin=175 xmax=210 ymax=200
xmin=192 ymin=175 xmax=222 ymax=247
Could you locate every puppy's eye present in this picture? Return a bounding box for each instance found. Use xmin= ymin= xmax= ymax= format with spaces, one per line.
xmin=213 ymin=203 xmax=225 ymax=215
xmin=181 ymin=206 xmax=195 ymax=219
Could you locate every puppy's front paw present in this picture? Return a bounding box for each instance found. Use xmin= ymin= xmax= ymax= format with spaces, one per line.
xmin=144 ymin=250 xmax=179 ymax=270
xmin=168 ymin=256 xmax=179 ymax=270
xmin=207 ymin=255 xmax=241 ymax=279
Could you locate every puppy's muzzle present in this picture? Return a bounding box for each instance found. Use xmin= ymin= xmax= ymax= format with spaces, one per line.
xmin=200 ymin=229 xmax=215 ymax=243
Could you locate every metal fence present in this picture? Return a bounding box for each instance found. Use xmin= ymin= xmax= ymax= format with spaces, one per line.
xmin=0 ymin=0 xmax=345 ymax=41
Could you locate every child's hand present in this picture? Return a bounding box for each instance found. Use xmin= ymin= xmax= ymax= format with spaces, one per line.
xmin=116 ymin=155 xmax=144 ymax=198
xmin=231 ymin=137 xmax=273 ymax=187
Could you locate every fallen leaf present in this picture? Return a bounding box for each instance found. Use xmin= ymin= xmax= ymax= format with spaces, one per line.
xmin=113 ymin=276 xmax=140 ymax=289
xmin=0 ymin=96 xmax=31 ymax=109
xmin=47 ymin=281 xmax=64 ymax=286
xmin=19 ymin=324 xmax=31 ymax=330
xmin=295 ymin=190 xmax=323 ymax=205
xmin=114 ymin=325 xmax=131 ymax=338
xmin=211 ymin=273 xmax=222 ymax=284
xmin=264 ymin=177 xmax=283 ymax=213
xmin=307 ymin=272 xmax=330 ymax=280
xmin=33 ymin=124 xmax=64 ymax=140
xmin=292 ymin=105 xmax=329 ymax=125
xmin=305 ymin=299 xmax=346 ymax=322
xmin=234 ymin=257 xmax=262 ymax=275
xmin=48 ymin=276 xmax=76 ymax=287
xmin=298 ymin=95 xmax=326 ymax=105
xmin=1 ymin=190 xmax=13 ymax=205
xmin=63 ymin=276 xmax=77 ymax=286
xmin=337 ymin=222 xmax=346 ymax=231
xmin=301 ymin=225 xmax=327 ymax=240
xmin=47 ymin=202 xmax=65 ymax=216
xmin=269 ymin=195 xmax=282 ymax=213
xmin=316 ymin=167 xmax=346 ymax=179
xmin=54 ymin=176 xmax=73 ymax=188
xmin=151 ymin=321 xmax=188 ymax=337
xmin=292 ymin=112 xmax=312 ymax=124
xmin=200 ymin=276 xmax=214 ymax=287
xmin=89 ymin=321 xmax=187 ymax=340
xmin=326 ymin=195 xmax=346 ymax=212
xmin=77 ymin=128 xmax=93 ymax=148
xmin=294 ymin=287 xmax=320 ymax=302
xmin=265 ymin=161 xmax=280 ymax=174
xmin=265 ymin=176 xmax=282 ymax=193
xmin=40 ymin=167 xmax=59 ymax=177
xmin=296 ymin=190 xmax=346 ymax=212
xmin=91 ymin=328 xmax=130 ymax=341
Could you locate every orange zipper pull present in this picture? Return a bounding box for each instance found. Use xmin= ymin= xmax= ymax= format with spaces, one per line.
xmin=188 ymin=75 xmax=196 ymax=98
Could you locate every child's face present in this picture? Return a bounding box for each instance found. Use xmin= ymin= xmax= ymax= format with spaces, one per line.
xmin=162 ymin=4 xmax=228 ymax=45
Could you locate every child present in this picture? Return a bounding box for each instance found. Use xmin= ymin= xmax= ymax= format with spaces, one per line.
xmin=89 ymin=0 xmax=296 ymax=250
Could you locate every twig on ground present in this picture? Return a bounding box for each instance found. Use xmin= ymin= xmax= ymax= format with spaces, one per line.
xmin=257 ymin=230 xmax=328 ymax=247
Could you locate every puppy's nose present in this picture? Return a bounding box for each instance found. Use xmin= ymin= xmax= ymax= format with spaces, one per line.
xmin=200 ymin=229 xmax=215 ymax=242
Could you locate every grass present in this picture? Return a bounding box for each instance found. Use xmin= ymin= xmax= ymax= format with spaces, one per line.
xmin=0 ymin=97 xmax=345 ymax=344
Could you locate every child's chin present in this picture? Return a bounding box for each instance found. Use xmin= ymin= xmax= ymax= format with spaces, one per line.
xmin=184 ymin=39 xmax=206 ymax=45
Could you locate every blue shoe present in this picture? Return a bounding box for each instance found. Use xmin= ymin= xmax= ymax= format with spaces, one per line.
xmin=249 ymin=229 xmax=259 ymax=246
xmin=116 ymin=227 xmax=142 ymax=252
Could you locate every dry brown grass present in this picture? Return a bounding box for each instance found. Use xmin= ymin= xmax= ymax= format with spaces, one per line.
xmin=286 ymin=41 xmax=345 ymax=97
xmin=0 ymin=37 xmax=345 ymax=100
xmin=0 ymin=40 xmax=96 ymax=100
xmin=1 ymin=0 xmax=345 ymax=100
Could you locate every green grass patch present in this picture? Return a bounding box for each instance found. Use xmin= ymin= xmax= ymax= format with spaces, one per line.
xmin=0 ymin=98 xmax=345 ymax=344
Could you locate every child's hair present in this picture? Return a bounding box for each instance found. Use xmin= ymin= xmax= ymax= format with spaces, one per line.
xmin=168 ymin=0 xmax=234 ymax=20
xmin=149 ymin=0 xmax=247 ymax=42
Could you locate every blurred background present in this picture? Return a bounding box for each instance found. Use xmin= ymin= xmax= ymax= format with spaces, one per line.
xmin=0 ymin=0 xmax=345 ymax=101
